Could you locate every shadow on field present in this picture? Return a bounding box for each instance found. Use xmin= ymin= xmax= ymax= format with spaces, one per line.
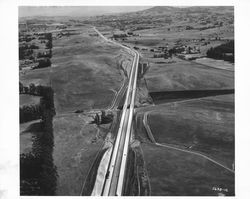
xmin=20 ymin=120 xmax=57 ymax=196
xmin=22 ymin=121 xmax=42 ymax=133
xmin=150 ymin=89 xmax=234 ymax=104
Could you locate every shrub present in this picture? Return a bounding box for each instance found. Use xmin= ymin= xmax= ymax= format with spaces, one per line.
xmin=34 ymin=58 xmax=51 ymax=69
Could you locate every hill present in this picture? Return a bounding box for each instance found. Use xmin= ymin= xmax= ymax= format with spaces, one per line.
xmin=134 ymin=6 xmax=180 ymax=16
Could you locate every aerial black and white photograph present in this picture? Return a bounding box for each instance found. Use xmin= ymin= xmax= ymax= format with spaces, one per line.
xmin=2 ymin=1 xmax=250 ymax=198
xmin=17 ymin=5 xmax=236 ymax=196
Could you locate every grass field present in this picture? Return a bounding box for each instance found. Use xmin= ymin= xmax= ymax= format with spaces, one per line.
xmin=144 ymin=57 xmax=234 ymax=92
xmin=20 ymin=120 xmax=40 ymax=154
xmin=19 ymin=26 xmax=131 ymax=195
xmin=134 ymin=25 xmax=234 ymax=42
xmin=138 ymin=94 xmax=234 ymax=168
xmin=51 ymin=29 xmax=132 ymax=113
xmin=19 ymin=112 xmax=109 ymax=195
xmin=20 ymin=26 xmax=132 ymax=114
xmin=194 ymin=57 xmax=234 ymax=71
xmin=53 ymin=113 xmax=108 ymax=195
xmin=20 ymin=94 xmax=41 ymax=107
xmin=129 ymin=21 xmax=235 ymax=194
xmin=19 ymin=66 xmax=52 ymax=86
xmin=122 ymin=21 xmax=234 ymax=96
xmin=141 ymin=142 xmax=234 ymax=196
xmin=123 ymin=24 xmax=233 ymax=51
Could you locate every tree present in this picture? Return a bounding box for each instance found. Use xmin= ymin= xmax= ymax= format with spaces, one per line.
xmin=29 ymin=83 xmax=36 ymax=94
xmin=46 ymin=40 xmax=52 ymax=49
xmin=24 ymin=86 xmax=29 ymax=94
xmin=35 ymin=58 xmax=51 ymax=69
xmin=19 ymin=82 xmax=24 ymax=94
xmin=49 ymin=49 xmax=52 ymax=58
xmin=206 ymin=40 xmax=234 ymax=63
xmin=30 ymin=44 xmax=39 ymax=49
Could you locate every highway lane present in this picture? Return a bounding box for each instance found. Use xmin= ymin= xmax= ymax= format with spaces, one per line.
xmin=102 ymin=51 xmax=139 ymax=196
xmin=91 ymin=27 xmax=140 ymax=196
xmin=116 ymin=49 xmax=139 ymax=195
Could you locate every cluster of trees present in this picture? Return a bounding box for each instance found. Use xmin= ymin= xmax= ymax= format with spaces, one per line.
xmin=93 ymin=110 xmax=113 ymax=125
xmin=168 ymin=46 xmax=185 ymax=57
xmin=19 ymin=32 xmax=53 ymax=70
xmin=198 ymin=25 xmax=216 ymax=31
xmin=44 ymin=33 xmax=52 ymax=40
xmin=20 ymin=105 xmax=57 ymax=195
xmin=206 ymin=40 xmax=234 ymax=63
xmin=19 ymin=47 xmax=34 ymax=60
xmin=20 ymin=104 xmax=41 ymax=123
xmin=19 ymin=44 xmax=39 ymax=60
xmin=46 ymin=40 xmax=52 ymax=49
xmin=153 ymin=53 xmax=170 ymax=59
xmin=37 ymin=49 xmax=52 ymax=59
xmin=20 ymin=82 xmax=49 ymax=96
xmin=34 ymin=58 xmax=52 ymax=69
xmin=45 ymin=33 xmax=52 ymax=49
xmin=38 ymin=33 xmax=52 ymax=68
xmin=186 ymin=25 xmax=194 ymax=30
xmin=20 ymin=81 xmax=57 ymax=195
xmin=20 ymin=136 xmax=57 ymax=195
xmin=19 ymin=34 xmax=35 ymax=43
xmin=30 ymin=44 xmax=39 ymax=49
xmin=167 ymin=45 xmax=200 ymax=57
xmin=56 ymin=31 xmax=78 ymax=38
xmin=19 ymin=82 xmax=56 ymax=123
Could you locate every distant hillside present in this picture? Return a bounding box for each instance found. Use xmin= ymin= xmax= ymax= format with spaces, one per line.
xmin=86 ymin=5 xmax=234 ymax=32
xmin=19 ymin=6 xmax=152 ymax=18
xmin=137 ymin=6 xmax=180 ymax=15
xmin=132 ymin=6 xmax=233 ymax=16
xmin=182 ymin=6 xmax=233 ymax=13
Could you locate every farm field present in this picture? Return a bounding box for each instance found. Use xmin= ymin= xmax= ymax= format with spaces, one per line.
xmin=144 ymin=94 xmax=234 ymax=168
xmin=20 ymin=120 xmax=41 ymax=154
xmin=194 ymin=57 xmax=234 ymax=71
xmin=141 ymin=142 xmax=234 ymax=196
xmin=20 ymin=94 xmax=41 ymax=106
xmin=144 ymin=58 xmax=234 ymax=92
xmin=122 ymin=23 xmax=233 ymax=55
xmin=20 ymin=26 xmax=132 ymax=114
xmin=53 ymin=113 xmax=108 ymax=195
xmin=19 ymin=26 xmax=130 ymax=195
xmin=134 ymin=25 xmax=233 ymax=41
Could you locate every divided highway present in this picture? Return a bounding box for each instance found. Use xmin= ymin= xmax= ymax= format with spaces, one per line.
xmin=92 ymin=27 xmax=139 ymax=196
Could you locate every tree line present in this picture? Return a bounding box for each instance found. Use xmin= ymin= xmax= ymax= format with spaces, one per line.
xmin=20 ymin=82 xmax=56 ymax=123
xmin=20 ymin=104 xmax=41 ymax=123
xmin=20 ymin=81 xmax=57 ymax=195
xmin=206 ymin=40 xmax=234 ymax=63
xmin=20 ymin=107 xmax=57 ymax=195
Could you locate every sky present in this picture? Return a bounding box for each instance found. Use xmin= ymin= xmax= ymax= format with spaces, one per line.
xmin=19 ymin=6 xmax=152 ymax=18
